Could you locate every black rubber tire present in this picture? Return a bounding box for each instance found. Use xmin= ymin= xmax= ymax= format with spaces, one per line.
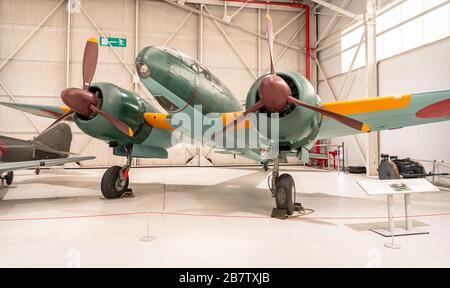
xmin=378 ymin=161 xmax=400 ymax=180
xmin=275 ymin=174 xmax=296 ymax=215
xmin=5 ymin=172 xmax=13 ymax=186
xmin=35 ymin=167 xmax=40 ymax=175
xmin=101 ymin=166 xmax=129 ymax=199
xmin=348 ymin=166 xmax=366 ymax=174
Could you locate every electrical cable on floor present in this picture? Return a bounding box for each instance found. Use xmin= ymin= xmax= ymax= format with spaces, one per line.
xmin=293 ymin=207 xmax=315 ymax=217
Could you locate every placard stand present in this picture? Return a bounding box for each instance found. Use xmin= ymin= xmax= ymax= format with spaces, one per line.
xmin=358 ymin=179 xmax=439 ymax=240
xmin=140 ymin=212 xmax=156 ymax=242
xmin=370 ymin=193 xmax=429 ymax=238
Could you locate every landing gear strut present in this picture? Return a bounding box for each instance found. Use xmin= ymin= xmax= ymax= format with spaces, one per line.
xmin=0 ymin=171 xmax=14 ymax=188
xmin=269 ymin=153 xmax=304 ymax=219
xmin=262 ymin=160 xmax=269 ymax=171
xmin=101 ymin=144 xmax=133 ymax=199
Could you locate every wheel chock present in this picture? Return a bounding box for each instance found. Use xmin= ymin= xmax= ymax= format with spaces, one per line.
xmin=271 ymin=208 xmax=288 ymax=219
xmin=121 ymin=188 xmax=135 ymax=198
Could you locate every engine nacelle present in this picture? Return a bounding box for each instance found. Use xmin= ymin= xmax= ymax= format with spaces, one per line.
xmin=245 ymin=71 xmax=322 ymax=150
xmin=74 ymin=82 xmax=152 ymax=145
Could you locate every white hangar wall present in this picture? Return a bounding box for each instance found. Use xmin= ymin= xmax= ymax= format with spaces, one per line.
xmin=0 ymin=0 xmax=308 ymax=167
xmin=317 ymin=0 xmax=450 ymax=168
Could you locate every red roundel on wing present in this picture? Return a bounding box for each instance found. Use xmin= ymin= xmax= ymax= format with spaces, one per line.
xmin=416 ymin=98 xmax=450 ymax=118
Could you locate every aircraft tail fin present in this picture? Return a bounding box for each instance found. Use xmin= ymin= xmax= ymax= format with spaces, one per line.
xmin=33 ymin=123 xmax=73 ymax=158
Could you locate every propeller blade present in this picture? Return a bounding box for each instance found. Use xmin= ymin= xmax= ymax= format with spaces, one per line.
xmin=212 ymin=101 xmax=264 ymax=141
xmin=287 ymin=97 xmax=371 ymax=132
xmin=82 ymin=38 xmax=99 ymax=90
xmin=40 ymin=109 xmax=75 ymax=136
xmin=265 ymin=13 xmax=276 ymax=74
xmin=89 ymin=105 xmax=134 ymax=137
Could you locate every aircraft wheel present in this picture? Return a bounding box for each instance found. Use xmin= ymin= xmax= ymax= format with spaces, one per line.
xmin=35 ymin=167 xmax=40 ymax=175
xmin=378 ymin=161 xmax=400 ymax=180
xmin=275 ymin=174 xmax=296 ymax=215
xmin=5 ymin=172 xmax=13 ymax=186
xmin=101 ymin=166 xmax=129 ymax=199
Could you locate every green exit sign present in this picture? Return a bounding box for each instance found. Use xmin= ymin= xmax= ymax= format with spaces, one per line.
xmin=99 ymin=37 xmax=127 ymax=48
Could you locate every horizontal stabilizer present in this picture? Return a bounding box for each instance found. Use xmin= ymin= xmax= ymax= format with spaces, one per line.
xmin=0 ymin=156 xmax=95 ymax=173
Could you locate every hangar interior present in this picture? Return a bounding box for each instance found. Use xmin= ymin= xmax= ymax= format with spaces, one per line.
xmin=0 ymin=0 xmax=450 ymax=267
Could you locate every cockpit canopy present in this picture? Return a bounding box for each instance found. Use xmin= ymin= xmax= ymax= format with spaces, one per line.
xmin=157 ymin=46 xmax=231 ymax=95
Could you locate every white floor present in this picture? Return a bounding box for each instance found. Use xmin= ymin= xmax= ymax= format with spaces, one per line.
xmin=1 ymin=166 xmax=449 ymax=268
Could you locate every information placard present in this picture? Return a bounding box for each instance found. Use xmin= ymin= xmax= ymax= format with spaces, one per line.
xmin=358 ymin=178 xmax=440 ymax=196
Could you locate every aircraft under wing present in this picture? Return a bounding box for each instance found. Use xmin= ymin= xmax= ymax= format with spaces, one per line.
xmin=318 ymin=90 xmax=450 ymax=139
xmin=0 ymin=156 xmax=95 ymax=173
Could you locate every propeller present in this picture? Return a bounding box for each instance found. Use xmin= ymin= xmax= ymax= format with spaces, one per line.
xmin=41 ymin=38 xmax=134 ymax=137
xmin=218 ymin=13 xmax=370 ymax=136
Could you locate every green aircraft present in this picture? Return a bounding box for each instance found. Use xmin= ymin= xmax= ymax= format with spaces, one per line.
xmin=1 ymin=14 xmax=449 ymax=215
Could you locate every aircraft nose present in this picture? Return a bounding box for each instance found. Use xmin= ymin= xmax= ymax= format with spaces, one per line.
xmin=135 ymin=47 xmax=158 ymax=79
xmin=136 ymin=62 xmax=151 ymax=79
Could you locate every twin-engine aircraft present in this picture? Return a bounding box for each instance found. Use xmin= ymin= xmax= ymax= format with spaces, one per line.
xmin=1 ymin=14 xmax=449 ymax=215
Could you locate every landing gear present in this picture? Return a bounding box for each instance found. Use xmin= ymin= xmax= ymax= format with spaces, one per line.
xmin=101 ymin=145 xmax=133 ymax=199
xmin=262 ymin=161 xmax=269 ymax=171
xmin=5 ymin=172 xmax=13 ymax=186
xmin=0 ymin=171 xmax=13 ymax=188
xmin=275 ymin=174 xmax=296 ymax=215
xmin=269 ymin=153 xmax=297 ymax=217
xmin=35 ymin=167 xmax=40 ymax=175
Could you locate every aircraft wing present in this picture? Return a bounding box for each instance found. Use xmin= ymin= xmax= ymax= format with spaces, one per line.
xmin=0 ymin=102 xmax=72 ymax=121
xmin=0 ymin=156 xmax=95 ymax=173
xmin=318 ymin=90 xmax=450 ymax=139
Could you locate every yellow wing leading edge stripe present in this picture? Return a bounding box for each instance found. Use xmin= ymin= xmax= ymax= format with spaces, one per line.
xmin=60 ymin=105 xmax=70 ymax=113
xmin=322 ymin=94 xmax=412 ymax=115
xmin=144 ymin=112 xmax=252 ymax=131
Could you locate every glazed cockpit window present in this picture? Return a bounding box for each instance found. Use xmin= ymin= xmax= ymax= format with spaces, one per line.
xmin=160 ymin=47 xmax=181 ymax=60
xmin=154 ymin=95 xmax=179 ymax=113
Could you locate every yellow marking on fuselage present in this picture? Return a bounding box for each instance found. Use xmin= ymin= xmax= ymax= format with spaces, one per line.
xmin=128 ymin=128 xmax=134 ymax=137
xmin=322 ymin=94 xmax=412 ymax=115
xmin=60 ymin=105 xmax=71 ymax=113
xmin=221 ymin=112 xmax=252 ymax=130
xmin=144 ymin=113 xmax=175 ymax=131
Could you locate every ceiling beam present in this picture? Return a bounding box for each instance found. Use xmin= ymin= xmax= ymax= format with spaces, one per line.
xmin=309 ymin=0 xmax=363 ymax=21
xmin=162 ymin=0 xmax=303 ymax=12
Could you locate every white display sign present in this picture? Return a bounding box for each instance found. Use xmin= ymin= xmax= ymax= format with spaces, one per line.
xmin=358 ymin=178 xmax=440 ymax=196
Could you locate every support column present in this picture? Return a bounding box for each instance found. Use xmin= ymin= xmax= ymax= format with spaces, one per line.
xmin=310 ymin=6 xmax=318 ymax=89
xmin=198 ymin=4 xmax=204 ymax=64
xmin=365 ymin=0 xmax=379 ymax=176
xmin=135 ymin=0 xmax=140 ymax=93
xmin=198 ymin=4 xmax=204 ymax=167
xmin=66 ymin=0 xmax=71 ymax=88
xmin=258 ymin=8 xmax=261 ymax=77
